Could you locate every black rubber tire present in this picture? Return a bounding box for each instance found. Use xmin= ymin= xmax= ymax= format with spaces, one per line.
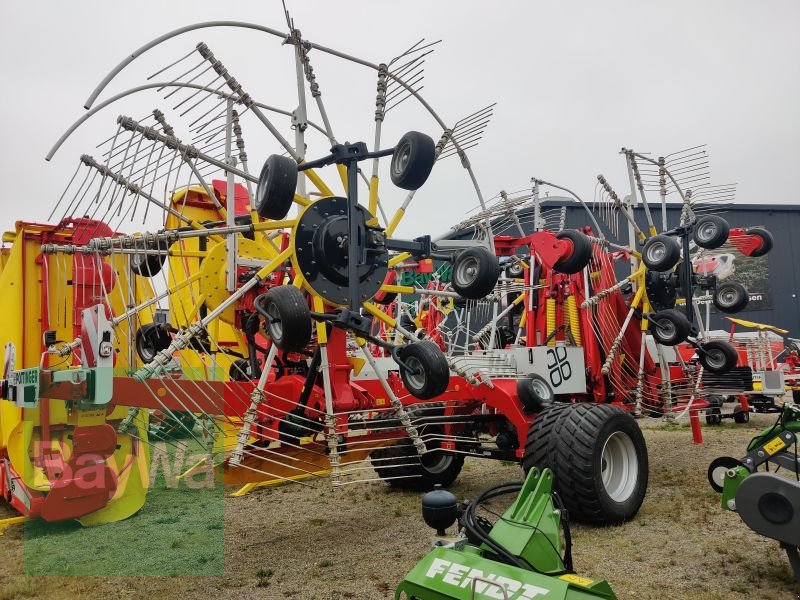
xmin=699 ymin=340 xmax=739 ymax=374
xmin=517 ymin=374 xmax=554 ymax=413
xmin=390 ymin=131 xmax=436 ymax=191
xmin=397 ymin=341 xmax=450 ymax=400
xmin=130 ymin=240 xmax=168 ymax=277
xmin=733 ymin=404 xmax=750 ymax=424
xmin=707 ymin=456 xmax=744 ymax=493
xmin=506 ymin=261 xmax=525 ymax=279
xmin=370 ymin=404 xmax=465 ymax=491
xmin=451 ymin=247 xmax=500 ymax=300
xmin=258 ymin=286 xmax=312 ymax=351
xmin=642 ymin=235 xmax=681 ymax=271
xmin=553 ymin=230 xmax=593 ymax=274
xmin=649 ymin=309 xmax=691 ymax=346
xmin=713 ymin=281 xmax=749 ymax=314
xmin=693 ymin=215 xmax=730 ymax=250
xmin=135 ymin=323 xmax=171 ymax=363
xmin=745 ymin=227 xmax=774 ymax=257
xmin=705 ymin=407 xmax=722 ymax=426
xmin=522 ymin=403 xmax=649 ymax=525
xmin=229 ymin=358 xmax=253 ymax=382
xmin=256 ymin=154 xmax=298 ymax=220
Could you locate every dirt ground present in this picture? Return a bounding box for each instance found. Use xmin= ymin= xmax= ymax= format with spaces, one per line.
xmin=2 ymin=414 xmax=799 ymax=600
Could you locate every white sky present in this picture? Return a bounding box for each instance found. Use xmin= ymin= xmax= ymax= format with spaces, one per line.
xmin=2 ymin=0 xmax=799 ymax=239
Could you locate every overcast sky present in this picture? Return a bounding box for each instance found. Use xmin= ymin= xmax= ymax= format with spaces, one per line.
xmin=2 ymin=1 xmax=798 ymax=239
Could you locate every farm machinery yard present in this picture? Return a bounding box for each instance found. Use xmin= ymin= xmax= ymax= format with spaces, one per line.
xmin=0 ymin=13 xmax=798 ymax=600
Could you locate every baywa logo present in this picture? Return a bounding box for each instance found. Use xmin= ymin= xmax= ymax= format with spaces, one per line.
xmin=399 ymin=265 xmax=452 ymax=287
xmin=35 ymin=441 xmax=214 ymax=492
xmin=149 ymin=441 xmax=215 ymax=489
xmin=425 ymin=558 xmax=551 ymax=599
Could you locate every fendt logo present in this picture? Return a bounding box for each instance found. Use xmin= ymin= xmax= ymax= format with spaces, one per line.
xmin=425 ymin=558 xmax=551 ymax=599
xmin=546 ymin=347 xmax=572 ymax=388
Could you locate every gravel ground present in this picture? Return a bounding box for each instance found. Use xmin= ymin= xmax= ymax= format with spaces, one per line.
xmin=2 ymin=414 xmax=799 ymax=599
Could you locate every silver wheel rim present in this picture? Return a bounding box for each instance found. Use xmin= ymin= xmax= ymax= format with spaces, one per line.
xmin=697 ymin=220 xmax=718 ymax=243
xmin=404 ymin=356 xmax=426 ymax=390
xmin=646 ymin=241 xmax=667 ymax=264
xmin=266 ymin=302 xmax=283 ymax=340
xmin=530 ymin=378 xmax=552 ymax=401
xmin=421 ymin=450 xmax=452 ymax=474
xmin=600 ymin=431 xmax=638 ymax=503
xmin=656 ymin=318 xmax=676 ymax=342
xmin=392 ymin=143 xmax=411 ymax=177
xmin=455 ymin=256 xmax=480 ymax=286
xmin=705 ymin=349 xmax=726 ymax=370
xmin=710 ymin=465 xmax=727 ymax=489
xmin=717 ymin=286 xmax=739 ymax=308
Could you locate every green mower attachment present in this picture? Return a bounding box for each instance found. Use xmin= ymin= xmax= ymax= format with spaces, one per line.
xmin=708 ymin=403 xmax=800 ymax=583
xmin=396 ymin=468 xmax=616 ymax=600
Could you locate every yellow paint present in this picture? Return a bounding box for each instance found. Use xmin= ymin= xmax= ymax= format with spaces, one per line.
xmin=367 ymin=175 xmax=379 ymax=226
xmin=302 ymin=167 xmax=333 ymax=197
xmin=0 ymin=516 xmax=25 ymax=536
xmin=389 ymin=252 xmax=412 ymax=268
xmin=362 ymin=302 xmax=396 ymax=328
xmin=229 ymin=468 xmax=331 ymax=496
xmin=764 ymin=436 xmax=787 ymax=456
xmin=560 ymin=574 xmax=594 ymax=587
xmin=386 ymin=207 xmax=405 ymax=237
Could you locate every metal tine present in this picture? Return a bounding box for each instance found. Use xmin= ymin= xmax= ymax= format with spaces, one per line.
xmin=385 ymin=87 xmax=424 ymax=113
xmin=48 ymin=163 xmax=86 ymax=222
xmin=182 ymin=80 xmax=228 ymax=121
xmin=664 ymin=144 xmax=707 ymax=159
xmin=96 ymin=112 xmax=155 ymax=150
xmin=665 ymin=149 xmax=708 ymax=166
xmin=387 ymin=52 xmax=429 ymax=84
xmin=160 ymin=60 xmax=213 ymax=97
xmin=388 ymin=37 xmax=441 ymax=67
xmin=384 ymin=72 xmax=425 ymax=104
xmin=147 ymin=47 xmax=198 ymax=81
xmin=440 ymin=138 xmax=482 ymax=160
xmin=437 ymin=141 xmax=480 ymax=161
xmin=451 ymin=118 xmax=492 ymax=143
xmin=453 ymin=103 xmax=496 ymax=130
xmin=451 ymin=129 xmax=485 ymax=148
xmin=454 ymin=108 xmax=494 ymax=132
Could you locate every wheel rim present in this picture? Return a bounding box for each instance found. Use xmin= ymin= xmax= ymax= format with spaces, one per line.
xmin=454 ymin=256 xmax=479 ymax=287
xmin=137 ymin=335 xmax=156 ymax=362
xmin=717 ymin=286 xmax=739 ymax=308
xmin=696 ymin=220 xmax=718 ymax=243
xmin=403 ymin=356 xmax=426 ymax=390
xmin=530 ymin=378 xmax=552 ymax=401
xmin=645 ymin=241 xmax=667 ymax=264
xmin=705 ymin=349 xmax=726 ymax=370
xmin=710 ymin=464 xmax=727 ymax=489
xmin=392 ymin=142 xmax=411 ymax=177
xmin=655 ymin=318 xmax=676 ymax=342
xmin=421 ymin=449 xmax=453 ymax=474
xmin=266 ymin=301 xmax=283 ymax=340
xmin=600 ymin=431 xmax=639 ymax=503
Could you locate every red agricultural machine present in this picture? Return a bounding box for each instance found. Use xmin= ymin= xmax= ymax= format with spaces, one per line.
xmin=0 ymin=17 xmax=780 ymax=542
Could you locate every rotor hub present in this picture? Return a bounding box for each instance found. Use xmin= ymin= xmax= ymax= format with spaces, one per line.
xmin=293 ymin=196 xmax=388 ymax=306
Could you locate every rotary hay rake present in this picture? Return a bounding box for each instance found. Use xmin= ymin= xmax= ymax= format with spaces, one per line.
xmin=422 ymin=146 xmax=776 ymax=439
xmin=0 ymin=16 xmax=779 ymax=540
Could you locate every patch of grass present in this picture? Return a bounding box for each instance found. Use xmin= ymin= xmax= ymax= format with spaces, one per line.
xmin=22 ymin=440 xmax=224 ymax=577
xmin=256 ymin=567 xmax=274 ymax=587
xmin=317 ymin=559 xmax=333 ymax=568
xmin=154 ymin=515 xmax=181 ymax=525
